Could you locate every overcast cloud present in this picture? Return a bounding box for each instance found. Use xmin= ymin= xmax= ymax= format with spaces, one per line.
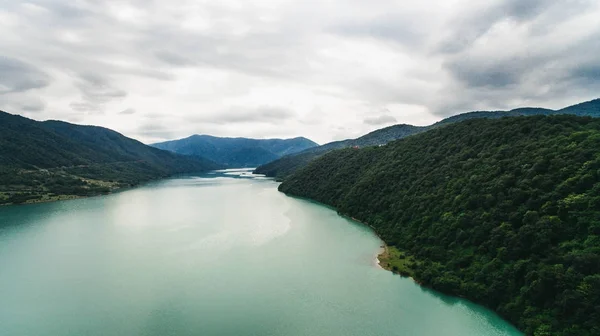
xmin=1 ymin=0 xmax=599 ymax=144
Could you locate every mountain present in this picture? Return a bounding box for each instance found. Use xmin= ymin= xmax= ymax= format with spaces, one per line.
xmin=278 ymin=115 xmax=600 ymax=336
xmin=557 ymin=98 xmax=600 ymax=116
xmin=0 ymin=111 xmax=220 ymax=205
xmin=255 ymin=98 xmax=600 ymax=179
xmin=255 ymin=124 xmax=425 ymax=179
xmin=430 ymin=107 xmax=555 ymax=127
xmin=151 ymin=135 xmax=318 ymax=167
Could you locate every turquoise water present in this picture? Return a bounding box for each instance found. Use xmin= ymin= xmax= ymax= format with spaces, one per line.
xmin=0 ymin=169 xmax=522 ymax=336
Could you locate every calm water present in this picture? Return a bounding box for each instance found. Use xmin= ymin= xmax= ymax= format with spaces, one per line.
xmin=0 ymin=169 xmax=522 ymax=336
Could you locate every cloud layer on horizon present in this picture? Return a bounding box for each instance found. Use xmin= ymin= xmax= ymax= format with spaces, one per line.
xmin=1 ymin=0 xmax=599 ymax=143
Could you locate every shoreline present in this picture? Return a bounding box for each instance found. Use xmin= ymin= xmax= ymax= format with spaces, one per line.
xmin=346 ymin=215 xmax=420 ymax=282
xmin=0 ymin=169 xmax=261 ymax=207
xmin=375 ymin=243 xmax=419 ymax=283
xmin=275 ymin=192 xmax=423 ymax=282
xmin=0 ymin=184 xmax=133 ymax=207
xmin=0 ymin=192 xmax=110 ymax=207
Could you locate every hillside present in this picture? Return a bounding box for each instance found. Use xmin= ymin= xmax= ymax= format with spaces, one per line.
xmin=152 ymin=134 xmax=318 ymax=167
xmin=430 ymin=107 xmax=555 ymax=127
xmin=278 ymin=116 xmax=600 ymax=336
xmin=558 ymin=98 xmax=600 ymax=116
xmin=254 ymin=124 xmax=425 ymax=179
xmin=255 ymin=98 xmax=600 ymax=179
xmin=0 ymin=111 xmax=219 ymax=205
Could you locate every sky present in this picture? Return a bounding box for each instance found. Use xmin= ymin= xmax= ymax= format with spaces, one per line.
xmin=1 ymin=0 xmax=600 ymax=144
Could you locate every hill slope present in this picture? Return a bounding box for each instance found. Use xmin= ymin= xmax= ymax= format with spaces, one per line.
xmin=255 ymin=99 xmax=600 ymax=179
xmin=279 ymin=115 xmax=600 ymax=336
xmin=152 ymin=135 xmax=318 ymax=167
xmin=557 ymin=98 xmax=600 ymax=116
xmin=0 ymin=111 xmax=219 ymax=205
xmin=254 ymin=124 xmax=425 ymax=178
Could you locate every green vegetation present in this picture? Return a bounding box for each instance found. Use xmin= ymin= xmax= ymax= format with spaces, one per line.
xmin=279 ymin=116 xmax=600 ymax=335
xmin=256 ymin=98 xmax=600 ymax=180
xmin=378 ymin=246 xmax=418 ymax=278
xmin=0 ymin=111 xmax=220 ymax=205
xmin=255 ymin=124 xmax=425 ymax=179
xmin=152 ymin=134 xmax=318 ymax=167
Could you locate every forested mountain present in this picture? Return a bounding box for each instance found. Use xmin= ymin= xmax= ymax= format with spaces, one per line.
xmin=0 ymin=111 xmax=219 ymax=205
xmin=254 ymin=124 xmax=425 ymax=178
xmin=255 ymin=99 xmax=600 ymax=179
xmin=152 ymin=134 xmax=318 ymax=167
xmin=279 ymin=115 xmax=600 ymax=336
xmin=558 ymin=98 xmax=600 ymax=116
xmin=430 ymin=107 xmax=555 ymax=127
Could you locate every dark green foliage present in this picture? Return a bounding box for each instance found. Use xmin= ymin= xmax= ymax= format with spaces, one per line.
xmin=255 ymin=124 xmax=425 ymax=179
xmin=430 ymin=107 xmax=555 ymax=127
xmin=152 ymin=134 xmax=318 ymax=167
xmin=0 ymin=111 xmax=220 ymax=204
xmin=558 ymin=98 xmax=600 ymax=117
xmin=279 ymin=116 xmax=600 ymax=336
xmin=256 ymin=99 xmax=600 ymax=180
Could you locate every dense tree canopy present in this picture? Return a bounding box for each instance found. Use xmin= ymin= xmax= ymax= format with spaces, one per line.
xmin=0 ymin=111 xmax=219 ymax=204
xmin=279 ymin=116 xmax=600 ymax=336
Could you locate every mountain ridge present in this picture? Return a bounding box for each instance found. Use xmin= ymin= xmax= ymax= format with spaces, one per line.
xmin=152 ymin=134 xmax=318 ymax=168
xmin=255 ymin=98 xmax=600 ymax=179
xmin=0 ymin=110 xmax=219 ymax=205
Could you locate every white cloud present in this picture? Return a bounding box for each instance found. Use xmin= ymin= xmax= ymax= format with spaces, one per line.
xmin=0 ymin=0 xmax=599 ymax=144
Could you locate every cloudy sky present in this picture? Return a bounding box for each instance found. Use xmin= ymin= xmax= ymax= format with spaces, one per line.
xmin=1 ymin=0 xmax=599 ymax=144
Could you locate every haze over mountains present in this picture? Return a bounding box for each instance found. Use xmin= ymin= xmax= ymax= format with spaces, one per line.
xmin=2 ymin=97 xmax=599 ymax=206
xmin=152 ymin=135 xmax=318 ymax=167
xmin=255 ymin=98 xmax=600 ymax=179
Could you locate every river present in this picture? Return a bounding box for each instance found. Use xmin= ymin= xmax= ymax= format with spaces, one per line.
xmin=0 ymin=169 xmax=522 ymax=336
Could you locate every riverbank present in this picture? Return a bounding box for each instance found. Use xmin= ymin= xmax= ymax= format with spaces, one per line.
xmin=345 ymin=215 xmax=419 ymax=278
xmin=377 ymin=244 xmax=418 ymax=279
xmin=0 ymin=187 xmax=117 ymax=206
xmin=0 ymin=192 xmax=113 ymax=206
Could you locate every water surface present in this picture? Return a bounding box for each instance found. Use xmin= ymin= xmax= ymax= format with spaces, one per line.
xmin=0 ymin=169 xmax=522 ymax=336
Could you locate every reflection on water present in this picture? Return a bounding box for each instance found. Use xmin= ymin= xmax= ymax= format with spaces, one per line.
xmin=0 ymin=169 xmax=522 ymax=336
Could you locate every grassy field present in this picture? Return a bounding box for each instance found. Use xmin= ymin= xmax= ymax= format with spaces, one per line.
xmin=378 ymin=246 xmax=419 ymax=278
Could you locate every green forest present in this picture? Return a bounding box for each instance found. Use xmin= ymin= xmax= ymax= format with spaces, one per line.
xmin=0 ymin=111 xmax=219 ymax=205
xmin=279 ymin=116 xmax=600 ymax=336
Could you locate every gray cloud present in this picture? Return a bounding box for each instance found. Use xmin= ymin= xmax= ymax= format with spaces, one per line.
xmin=443 ymin=58 xmax=524 ymax=89
xmin=21 ymin=100 xmax=46 ymax=113
xmin=154 ymin=51 xmax=196 ymax=67
xmin=423 ymin=0 xmax=600 ymax=116
xmin=364 ymin=115 xmax=397 ymax=126
xmin=0 ymin=56 xmax=51 ymax=95
xmin=438 ymin=0 xmax=571 ymax=54
xmin=29 ymin=0 xmax=94 ymax=21
xmin=189 ymin=106 xmax=296 ymax=125
xmin=119 ymin=108 xmax=136 ymax=115
xmin=136 ymin=122 xmax=178 ymax=140
xmin=331 ymin=16 xmax=424 ymax=48
xmin=0 ymin=0 xmax=599 ymax=143
xmin=71 ymin=73 xmax=127 ymax=113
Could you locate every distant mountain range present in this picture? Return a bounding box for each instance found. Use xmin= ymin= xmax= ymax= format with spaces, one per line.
xmin=151 ymin=135 xmax=318 ymax=167
xmin=0 ymin=111 xmax=219 ymax=205
xmin=255 ymin=98 xmax=600 ymax=179
xmin=2 ymin=97 xmax=599 ymax=204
